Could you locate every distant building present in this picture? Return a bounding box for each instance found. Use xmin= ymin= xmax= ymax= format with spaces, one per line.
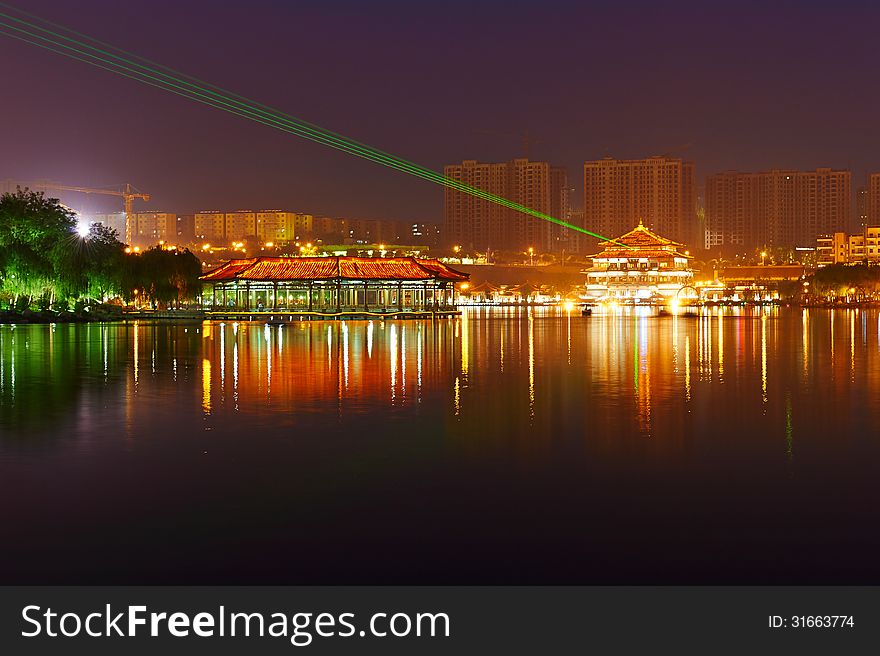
xmin=410 ymin=222 xmax=441 ymax=247
xmin=816 ymin=227 xmax=880 ymax=265
xmin=706 ymin=168 xmax=851 ymax=252
xmin=583 ymin=156 xmax=696 ymax=250
xmin=699 ymin=265 xmax=806 ymax=303
xmin=444 ymin=158 xmax=569 ymax=253
xmin=256 ymin=211 xmax=314 ymax=243
xmin=88 ymin=212 xmax=127 ymax=239
xmin=869 ymin=173 xmax=880 ymax=227
xmin=129 ymin=212 xmax=175 ymax=247
xmin=582 ymin=221 xmax=695 ymax=302
xmin=856 ymin=185 xmax=868 ymax=228
xmin=194 ymin=211 xmax=225 ymax=243
xmin=225 ymin=211 xmax=256 ymax=241
xmin=176 ymin=214 xmax=195 ymax=243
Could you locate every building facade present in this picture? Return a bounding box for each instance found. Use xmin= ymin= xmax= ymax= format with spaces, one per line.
xmin=194 ymin=211 xmax=225 ymax=243
xmin=817 ymin=227 xmax=880 ymax=265
xmin=583 ymin=156 xmax=696 ymax=250
xmin=706 ymin=168 xmax=851 ymax=252
xmin=444 ymin=158 xmax=569 ymax=253
xmin=256 ymin=211 xmax=314 ymax=243
xmin=583 ymin=221 xmax=695 ymax=302
xmin=128 ymin=212 xmax=176 ymax=246
xmin=869 ymin=173 xmax=880 ymax=227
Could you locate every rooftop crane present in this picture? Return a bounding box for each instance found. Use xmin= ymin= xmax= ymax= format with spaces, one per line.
xmin=38 ymin=182 xmax=150 ymax=244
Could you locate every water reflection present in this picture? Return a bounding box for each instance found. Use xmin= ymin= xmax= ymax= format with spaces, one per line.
xmin=3 ymin=309 xmax=880 ymax=446
xmin=4 ymin=308 xmax=880 ymax=584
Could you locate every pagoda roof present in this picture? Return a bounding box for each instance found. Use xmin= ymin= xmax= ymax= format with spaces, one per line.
xmin=601 ymin=220 xmax=684 ymax=247
xmin=588 ymin=220 xmax=691 ymax=259
xmin=200 ymin=256 xmax=469 ymax=282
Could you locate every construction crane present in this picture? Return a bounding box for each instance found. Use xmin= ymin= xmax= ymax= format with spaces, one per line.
xmin=38 ymin=182 xmax=150 ymax=244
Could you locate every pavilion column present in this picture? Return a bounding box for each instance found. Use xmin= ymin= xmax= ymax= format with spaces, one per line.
xmin=212 ymin=284 xmax=217 ymax=309
xmin=397 ymin=282 xmax=403 ymax=311
xmin=364 ymin=282 xmax=369 ymax=311
xmin=307 ymin=282 xmax=313 ymax=312
xmin=336 ymin=280 xmax=341 ymax=312
xmin=423 ymin=281 xmax=429 ymax=310
xmin=244 ymin=282 xmax=250 ymax=310
xmin=272 ymin=282 xmax=278 ymax=310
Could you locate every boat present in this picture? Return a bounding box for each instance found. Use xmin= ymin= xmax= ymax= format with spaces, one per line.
xmin=658 ymin=308 xmax=671 ymax=317
xmin=581 ymin=306 xmax=593 ymax=316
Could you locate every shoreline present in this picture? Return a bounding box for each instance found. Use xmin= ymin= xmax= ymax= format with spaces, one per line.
xmin=3 ymin=302 xmax=880 ymax=324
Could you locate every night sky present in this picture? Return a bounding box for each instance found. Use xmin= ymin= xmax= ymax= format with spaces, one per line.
xmin=2 ymin=0 xmax=878 ymax=220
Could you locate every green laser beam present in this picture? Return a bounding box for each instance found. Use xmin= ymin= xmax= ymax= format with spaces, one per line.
xmin=0 ymin=9 xmax=611 ymax=241
xmin=0 ymin=4 xmax=622 ymax=244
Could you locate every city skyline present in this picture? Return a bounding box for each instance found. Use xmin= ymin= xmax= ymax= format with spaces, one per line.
xmin=3 ymin=0 xmax=880 ymax=224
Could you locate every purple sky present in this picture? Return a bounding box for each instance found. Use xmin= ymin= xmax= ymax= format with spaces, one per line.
xmin=2 ymin=0 xmax=878 ymax=220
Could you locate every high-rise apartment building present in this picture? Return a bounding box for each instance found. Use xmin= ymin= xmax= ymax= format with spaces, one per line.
xmin=856 ymin=185 xmax=868 ymax=228
xmin=868 ymin=173 xmax=880 ymax=227
xmin=706 ymin=168 xmax=850 ymax=251
xmin=443 ymin=158 xmax=569 ymax=253
xmin=128 ymin=212 xmax=175 ymax=246
xmin=256 ymin=211 xmax=314 ymax=243
xmin=224 ymin=211 xmax=256 ymax=241
xmin=583 ymin=156 xmax=696 ymax=250
xmin=194 ymin=211 xmax=225 ymax=243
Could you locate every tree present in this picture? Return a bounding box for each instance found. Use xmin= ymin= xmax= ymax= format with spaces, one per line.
xmin=121 ymin=247 xmax=203 ymax=308
xmin=0 ymin=187 xmax=76 ymax=305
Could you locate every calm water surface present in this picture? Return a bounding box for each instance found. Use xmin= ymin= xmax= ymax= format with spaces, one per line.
xmin=1 ymin=307 xmax=879 ymax=583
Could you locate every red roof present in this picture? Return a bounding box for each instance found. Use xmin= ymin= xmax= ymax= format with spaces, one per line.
xmin=591 ymin=249 xmax=691 ymax=260
xmin=200 ymin=256 xmax=469 ymax=282
xmin=588 ymin=221 xmax=691 ymax=259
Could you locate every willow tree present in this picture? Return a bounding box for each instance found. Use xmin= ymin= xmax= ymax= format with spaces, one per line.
xmin=0 ymin=187 xmax=77 ymax=307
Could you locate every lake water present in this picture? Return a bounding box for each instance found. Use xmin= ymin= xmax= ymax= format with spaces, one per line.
xmin=1 ymin=307 xmax=879 ymax=584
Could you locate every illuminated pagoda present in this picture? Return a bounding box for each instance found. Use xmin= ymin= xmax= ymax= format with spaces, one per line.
xmin=582 ymin=220 xmax=694 ymax=302
xmin=200 ymin=256 xmax=469 ymax=314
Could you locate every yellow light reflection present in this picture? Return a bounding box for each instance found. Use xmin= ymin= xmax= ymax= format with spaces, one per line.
xmin=761 ymin=313 xmax=768 ymax=407
xmin=202 ymin=358 xmax=212 ymax=414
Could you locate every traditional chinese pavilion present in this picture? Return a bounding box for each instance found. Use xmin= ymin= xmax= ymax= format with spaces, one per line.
xmin=200 ymin=256 xmax=469 ymax=315
xmin=583 ymin=221 xmax=695 ymax=302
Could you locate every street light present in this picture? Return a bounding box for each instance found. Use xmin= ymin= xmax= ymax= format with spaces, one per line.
xmin=528 ymin=247 xmax=534 ymax=266
xmin=760 ymin=250 xmax=767 ymax=266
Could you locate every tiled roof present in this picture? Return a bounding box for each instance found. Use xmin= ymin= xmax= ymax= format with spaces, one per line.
xmin=599 ymin=220 xmax=685 ymax=249
xmin=590 ymin=248 xmax=691 ymax=260
xmin=199 ymin=258 xmax=259 ymax=281
xmin=200 ymin=256 xmax=469 ymax=282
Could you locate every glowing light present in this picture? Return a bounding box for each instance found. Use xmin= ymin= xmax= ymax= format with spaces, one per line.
xmin=75 ymin=222 xmax=89 ymax=238
xmin=202 ymin=243 xmax=210 ymax=251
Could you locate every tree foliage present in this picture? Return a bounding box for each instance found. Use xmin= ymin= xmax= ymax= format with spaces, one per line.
xmin=0 ymin=187 xmax=76 ymax=301
xmin=0 ymin=187 xmax=202 ymax=311
xmin=121 ymin=247 xmax=203 ymax=308
xmin=810 ymin=264 xmax=880 ymax=297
